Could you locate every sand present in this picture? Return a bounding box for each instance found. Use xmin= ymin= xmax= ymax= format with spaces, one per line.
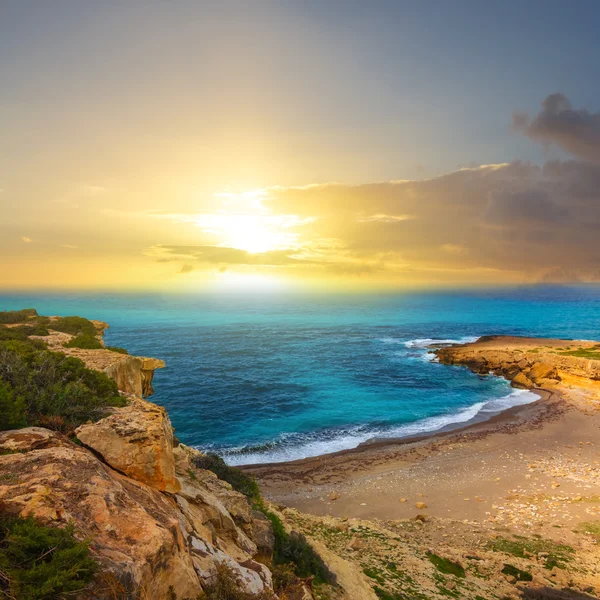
xmin=247 ymin=339 xmax=600 ymax=529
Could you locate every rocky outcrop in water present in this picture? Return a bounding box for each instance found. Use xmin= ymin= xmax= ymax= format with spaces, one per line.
xmin=433 ymin=335 xmax=600 ymax=388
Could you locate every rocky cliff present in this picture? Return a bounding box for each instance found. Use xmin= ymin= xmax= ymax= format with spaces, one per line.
xmin=0 ymin=316 xmax=278 ymax=599
xmin=435 ymin=335 xmax=600 ymax=389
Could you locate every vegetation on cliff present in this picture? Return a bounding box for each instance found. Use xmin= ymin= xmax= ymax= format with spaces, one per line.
xmin=193 ymin=453 xmax=333 ymax=588
xmin=0 ymin=335 xmax=122 ymax=432
xmin=0 ymin=515 xmax=96 ymax=600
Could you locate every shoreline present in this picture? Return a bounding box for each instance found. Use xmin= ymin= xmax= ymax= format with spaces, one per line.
xmin=246 ymin=335 xmax=600 ymax=527
xmin=238 ymin=380 xmax=549 ymax=471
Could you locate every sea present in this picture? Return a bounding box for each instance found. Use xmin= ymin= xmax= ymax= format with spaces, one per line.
xmin=1 ymin=286 xmax=599 ymax=465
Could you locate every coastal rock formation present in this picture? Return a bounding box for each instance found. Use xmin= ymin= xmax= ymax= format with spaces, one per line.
xmin=76 ymin=397 xmax=181 ymax=493
xmin=0 ymin=429 xmax=202 ymax=599
xmin=0 ymin=313 xmax=281 ymax=599
xmin=0 ymin=427 xmax=277 ymax=599
xmin=432 ymin=335 xmax=600 ymax=389
xmin=39 ymin=320 xmax=165 ymax=397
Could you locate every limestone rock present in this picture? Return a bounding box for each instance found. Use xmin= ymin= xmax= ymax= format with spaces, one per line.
xmin=76 ymin=397 xmax=180 ymax=493
xmin=0 ymin=431 xmax=201 ymax=599
xmin=250 ymin=510 xmax=275 ymax=560
xmin=511 ymin=371 xmax=533 ymax=389
xmin=0 ymin=427 xmax=65 ymax=452
xmin=529 ymin=362 xmax=560 ymax=383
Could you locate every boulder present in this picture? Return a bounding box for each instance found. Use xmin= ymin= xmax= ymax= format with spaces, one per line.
xmin=76 ymin=397 xmax=180 ymax=493
xmin=511 ymin=372 xmax=534 ymax=389
xmin=0 ymin=427 xmax=65 ymax=452
xmin=250 ymin=510 xmax=275 ymax=560
xmin=529 ymin=362 xmax=560 ymax=384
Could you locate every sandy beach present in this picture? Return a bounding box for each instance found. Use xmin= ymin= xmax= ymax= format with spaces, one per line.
xmin=241 ymin=337 xmax=600 ymax=597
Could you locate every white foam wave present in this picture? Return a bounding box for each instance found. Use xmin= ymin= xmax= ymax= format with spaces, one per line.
xmin=220 ymin=387 xmax=539 ymax=466
xmin=403 ymin=336 xmax=480 ymax=349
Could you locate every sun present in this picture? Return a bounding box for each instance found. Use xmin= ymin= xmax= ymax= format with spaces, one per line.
xmin=193 ymin=189 xmax=306 ymax=254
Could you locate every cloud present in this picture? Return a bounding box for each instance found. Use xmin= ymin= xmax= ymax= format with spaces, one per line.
xmin=261 ymin=160 xmax=600 ymax=282
xmin=21 ymin=236 xmax=32 ymax=243
xmin=179 ymin=264 xmax=195 ymax=274
xmin=146 ymin=245 xmax=316 ymax=267
xmin=514 ymin=94 xmax=600 ymax=163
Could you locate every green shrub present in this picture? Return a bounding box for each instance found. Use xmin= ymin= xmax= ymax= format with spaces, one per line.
xmin=63 ymin=333 xmax=103 ymax=350
xmin=106 ymin=346 xmax=128 ymax=355
xmin=426 ymin=552 xmax=465 ymax=578
xmin=0 ymin=515 xmax=97 ymax=599
xmin=0 ymin=325 xmax=49 ymax=344
xmin=0 ymin=379 xmax=26 ymax=431
xmin=0 ymin=309 xmax=38 ymax=324
xmin=0 ymin=338 xmax=121 ymax=432
xmin=263 ymin=509 xmax=332 ymax=584
xmin=192 ymin=453 xmax=261 ymax=505
xmin=501 ymin=563 xmax=532 ymax=581
xmin=50 ymin=316 xmax=97 ymax=337
xmin=193 ymin=453 xmax=334 ymax=586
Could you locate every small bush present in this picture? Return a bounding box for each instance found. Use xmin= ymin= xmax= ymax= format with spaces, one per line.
xmin=0 ymin=338 xmax=121 ymax=432
xmin=265 ymin=510 xmax=332 ymax=584
xmin=501 ymin=563 xmax=532 ymax=581
xmin=0 ymin=326 xmax=48 ymax=344
xmin=0 ymin=309 xmax=38 ymax=324
xmin=50 ymin=316 xmax=97 ymax=337
xmin=198 ymin=563 xmax=274 ymax=599
xmin=63 ymin=333 xmax=103 ymax=350
xmin=193 ymin=453 xmax=261 ymax=505
xmin=106 ymin=346 xmax=128 ymax=355
xmin=0 ymin=379 xmax=26 ymax=431
xmin=0 ymin=515 xmax=97 ymax=599
xmin=427 ymin=552 xmax=465 ymax=578
xmin=193 ymin=453 xmax=334 ymax=586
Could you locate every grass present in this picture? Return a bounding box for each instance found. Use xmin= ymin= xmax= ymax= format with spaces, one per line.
xmin=574 ymin=520 xmax=600 ymax=538
xmin=501 ymin=563 xmax=533 ymax=581
xmin=427 ymin=552 xmax=465 ymax=578
xmin=363 ymin=566 xmax=386 ymax=585
xmin=0 ymin=515 xmax=97 ymax=600
xmin=555 ymin=345 xmax=600 ymax=360
xmin=488 ymin=536 xmax=574 ymax=570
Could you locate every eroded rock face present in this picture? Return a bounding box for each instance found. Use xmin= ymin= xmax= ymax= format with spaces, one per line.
xmin=435 ymin=336 xmax=600 ymax=388
xmin=0 ymin=431 xmax=201 ymax=599
xmin=0 ymin=428 xmax=278 ymax=599
xmin=76 ymin=397 xmax=181 ymax=493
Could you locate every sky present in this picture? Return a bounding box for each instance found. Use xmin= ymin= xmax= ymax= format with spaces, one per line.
xmin=2 ymin=0 xmax=600 ymax=290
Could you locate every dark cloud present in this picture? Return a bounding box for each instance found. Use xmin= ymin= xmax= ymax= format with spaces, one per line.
xmin=514 ymin=94 xmax=600 ymax=163
xmin=485 ymin=189 xmax=568 ymax=225
xmin=263 ymin=160 xmax=600 ymax=282
xmin=179 ymin=264 xmax=195 ymax=274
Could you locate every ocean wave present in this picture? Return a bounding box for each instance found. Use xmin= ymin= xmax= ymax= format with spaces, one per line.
xmin=403 ymin=336 xmax=480 ymax=349
xmin=217 ymin=387 xmax=538 ymax=466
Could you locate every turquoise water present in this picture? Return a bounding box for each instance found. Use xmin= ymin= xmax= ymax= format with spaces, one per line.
xmin=1 ymin=286 xmax=599 ymax=464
